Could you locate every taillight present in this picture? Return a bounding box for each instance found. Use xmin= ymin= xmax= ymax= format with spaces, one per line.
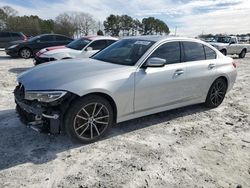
xmin=232 ymin=61 xmax=237 ymax=68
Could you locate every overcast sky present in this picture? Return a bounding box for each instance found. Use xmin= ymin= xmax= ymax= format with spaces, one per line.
xmin=1 ymin=0 xmax=250 ymax=36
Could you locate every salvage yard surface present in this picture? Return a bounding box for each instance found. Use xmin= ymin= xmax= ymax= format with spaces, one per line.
xmin=0 ymin=51 xmax=249 ymax=188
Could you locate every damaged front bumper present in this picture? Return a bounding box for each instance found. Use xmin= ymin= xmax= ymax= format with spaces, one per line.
xmin=14 ymin=84 xmax=74 ymax=134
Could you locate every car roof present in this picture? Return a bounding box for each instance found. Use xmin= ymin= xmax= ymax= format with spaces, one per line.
xmin=82 ymin=35 xmax=118 ymax=41
xmin=38 ymin=34 xmax=71 ymax=38
xmin=122 ymin=35 xmax=202 ymax=43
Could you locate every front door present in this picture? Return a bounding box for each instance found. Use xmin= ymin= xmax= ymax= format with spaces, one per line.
xmin=135 ymin=42 xmax=188 ymax=112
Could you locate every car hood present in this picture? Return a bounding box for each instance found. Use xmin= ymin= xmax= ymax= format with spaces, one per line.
xmin=42 ymin=47 xmax=78 ymax=56
xmin=18 ymin=58 xmax=134 ymax=92
xmin=209 ymin=42 xmax=229 ymax=46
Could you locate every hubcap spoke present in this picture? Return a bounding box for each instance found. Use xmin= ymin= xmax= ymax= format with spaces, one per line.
xmin=95 ymin=115 xmax=109 ymax=120
xmin=79 ymin=123 xmax=90 ymax=136
xmin=75 ymin=122 xmax=88 ymax=131
xmin=76 ymin=114 xmax=87 ymax=120
xmin=81 ymin=108 xmax=90 ymax=117
xmin=95 ymin=105 xmax=103 ymax=117
xmin=92 ymin=123 xmax=100 ymax=135
xmin=95 ymin=120 xmax=108 ymax=125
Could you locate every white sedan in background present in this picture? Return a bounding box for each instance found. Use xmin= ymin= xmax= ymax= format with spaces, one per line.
xmin=34 ymin=36 xmax=118 ymax=65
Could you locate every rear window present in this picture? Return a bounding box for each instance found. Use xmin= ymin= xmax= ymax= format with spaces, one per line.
xmin=11 ymin=33 xmax=21 ymax=37
xmin=204 ymin=45 xmax=217 ymax=59
xmin=183 ymin=42 xmax=205 ymax=62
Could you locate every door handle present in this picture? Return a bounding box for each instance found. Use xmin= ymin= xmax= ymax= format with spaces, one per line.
xmin=174 ymin=69 xmax=184 ymax=76
xmin=208 ymin=63 xmax=216 ymax=69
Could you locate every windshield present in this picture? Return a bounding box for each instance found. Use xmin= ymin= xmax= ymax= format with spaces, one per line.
xmin=92 ymin=39 xmax=155 ymax=66
xmin=66 ymin=38 xmax=91 ymax=50
xmin=215 ymin=37 xmax=231 ymax=43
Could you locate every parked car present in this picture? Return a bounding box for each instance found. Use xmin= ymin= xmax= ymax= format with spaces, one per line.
xmin=5 ymin=34 xmax=73 ymax=58
xmin=34 ymin=36 xmax=118 ymax=65
xmin=209 ymin=36 xmax=250 ymax=58
xmin=0 ymin=31 xmax=27 ymax=48
xmin=14 ymin=36 xmax=237 ymax=143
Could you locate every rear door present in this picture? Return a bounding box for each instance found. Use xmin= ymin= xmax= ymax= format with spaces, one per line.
xmin=183 ymin=42 xmax=218 ymax=99
xmin=0 ymin=32 xmax=11 ymax=48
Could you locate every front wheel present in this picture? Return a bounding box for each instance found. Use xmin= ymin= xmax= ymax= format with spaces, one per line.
xmin=64 ymin=95 xmax=114 ymax=143
xmin=19 ymin=48 xmax=32 ymax=59
xmin=205 ymin=78 xmax=227 ymax=108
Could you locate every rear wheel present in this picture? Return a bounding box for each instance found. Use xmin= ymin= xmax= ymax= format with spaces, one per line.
xmin=205 ymin=78 xmax=227 ymax=108
xmin=19 ymin=48 xmax=32 ymax=59
xmin=65 ymin=95 xmax=114 ymax=143
xmin=239 ymin=49 xmax=246 ymax=58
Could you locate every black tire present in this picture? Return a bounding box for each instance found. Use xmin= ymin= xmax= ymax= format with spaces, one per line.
xmin=239 ymin=49 xmax=246 ymax=58
xmin=19 ymin=48 xmax=32 ymax=59
xmin=220 ymin=49 xmax=227 ymax=56
xmin=64 ymin=95 xmax=114 ymax=144
xmin=205 ymin=78 xmax=228 ymax=108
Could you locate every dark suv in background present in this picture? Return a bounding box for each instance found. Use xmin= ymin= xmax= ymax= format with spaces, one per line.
xmin=0 ymin=31 xmax=27 ymax=48
xmin=5 ymin=34 xmax=73 ymax=58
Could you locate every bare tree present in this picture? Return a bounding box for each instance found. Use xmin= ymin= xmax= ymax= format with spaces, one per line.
xmin=2 ymin=6 xmax=18 ymax=17
xmin=73 ymin=12 xmax=96 ymax=36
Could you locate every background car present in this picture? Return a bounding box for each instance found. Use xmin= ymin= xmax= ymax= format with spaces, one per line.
xmin=0 ymin=31 xmax=27 ymax=48
xmin=34 ymin=36 xmax=118 ymax=65
xmin=14 ymin=36 xmax=237 ymax=143
xmin=5 ymin=34 xmax=73 ymax=59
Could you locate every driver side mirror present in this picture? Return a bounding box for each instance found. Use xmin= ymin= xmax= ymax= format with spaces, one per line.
xmin=143 ymin=57 xmax=166 ymax=68
xmin=85 ymin=47 xmax=93 ymax=51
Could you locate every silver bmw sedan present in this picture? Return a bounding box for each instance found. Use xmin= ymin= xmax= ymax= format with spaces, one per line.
xmin=14 ymin=36 xmax=237 ymax=143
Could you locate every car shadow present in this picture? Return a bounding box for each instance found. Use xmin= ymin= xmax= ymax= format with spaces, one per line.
xmin=0 ymin=104 xmax=208 ymax=171
xmin=8 ymin=67 xmax=32 ymax=74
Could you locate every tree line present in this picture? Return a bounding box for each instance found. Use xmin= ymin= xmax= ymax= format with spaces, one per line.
xmin=0 ymin=6 xmax=170 ymax=38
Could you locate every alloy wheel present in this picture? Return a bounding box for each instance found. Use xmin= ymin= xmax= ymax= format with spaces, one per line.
xmin=20 ymin=49 xmax=31 ymax=58
xmin=210 ymin=80 xmax=226 ymax=106
xmin=73 ymin=102 xmax=110 ymax=140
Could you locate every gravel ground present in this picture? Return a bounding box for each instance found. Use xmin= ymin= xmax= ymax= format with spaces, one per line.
xmin=0 ymin=51 xmax=249 ymax=188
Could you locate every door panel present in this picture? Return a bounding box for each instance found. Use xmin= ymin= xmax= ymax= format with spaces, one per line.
xmin=135 ymin=64 xmax=187 ymax=112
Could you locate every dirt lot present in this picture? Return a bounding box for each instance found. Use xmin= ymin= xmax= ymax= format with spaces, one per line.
xmin=0 ymin=51 xmax=249 ymax=188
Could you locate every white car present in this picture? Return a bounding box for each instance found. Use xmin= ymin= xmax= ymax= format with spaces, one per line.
xmin=209 ymin=36 xmax=250 ymax=58
xmin=34 ymin=36 xmax=118 ymax=65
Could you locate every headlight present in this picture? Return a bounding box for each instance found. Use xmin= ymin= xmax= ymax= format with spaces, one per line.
xmin=25 ymin=91 xmax=67 ymax=103
xmin=8 ymin=44 xmax=18 ymax=49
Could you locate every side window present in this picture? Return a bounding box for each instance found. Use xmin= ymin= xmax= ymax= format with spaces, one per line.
xmin=88 ymin=40 xmax=107 ymax=50
xmin=230 ymin=38 xmax=237 ymax=44
xmin=149 ymin=42 xmax=181 ymax=64
xmin=11 ymin=33 xmax=21 ymax=38
xmin=55 ymin=35 xmax=70 ymax=41
xmin=40 ymin=35 xmax=54 ymax=42
xmin=0 ymin=32 xmax=11 ymax=38
xmin=204 ymin=45 xmax=216 ymax=60
xmin=183 ymin=42 xmax=205 ymax=62
xmin=106 ymin=40 xmax=116 ymax=45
